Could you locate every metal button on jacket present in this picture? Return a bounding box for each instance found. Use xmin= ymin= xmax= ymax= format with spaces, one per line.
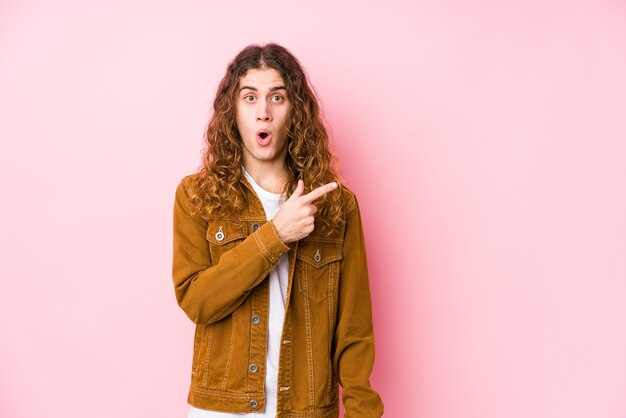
xmin=252 ymin=223 xmax=260 ymax=232
xmin=215 ymin=226 xmax=224 ymax=241
xmin=251 ymin=315 xmax=260 ymax=325
xmin=249 ymin=363 xmax=258 ymax=373
xmin=314 ymin=249 xmax=322 ymax=263
xmin=249 ymin=400 xmax=258 ymax=409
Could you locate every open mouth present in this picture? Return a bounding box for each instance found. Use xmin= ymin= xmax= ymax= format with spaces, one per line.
xmin=256 ymin=129 xmax=272 ymax=145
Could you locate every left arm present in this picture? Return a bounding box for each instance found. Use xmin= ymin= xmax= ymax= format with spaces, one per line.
xmin=332 ymin=194 xmax=384 ymax=417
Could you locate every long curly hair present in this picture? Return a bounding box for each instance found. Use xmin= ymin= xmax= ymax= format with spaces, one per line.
xmin=187 ymin=43 xmax=354 ymax=236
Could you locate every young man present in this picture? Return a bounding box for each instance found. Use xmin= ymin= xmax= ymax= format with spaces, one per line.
xmin=172 ymin=43 xmax=383 ymax=418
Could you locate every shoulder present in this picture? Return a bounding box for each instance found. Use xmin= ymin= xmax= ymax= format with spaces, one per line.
xmin=179 ymin=172 xmax=203 ymax=187
xmin=176 ymin=172 xmax=204 ymax=196
xmin=338 ymin=183 xmax=358 ymax=215
xmin=339 ymin=183 xmax=355 ymax=200
xmin=174 ymin=173 xmax=206 ymax=216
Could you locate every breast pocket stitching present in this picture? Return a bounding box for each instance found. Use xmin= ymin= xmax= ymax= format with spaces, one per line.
xmin=296 ymin=239 xmax=343 ymax=303
xmin=205 ymin=220 xmax=247 ymax=264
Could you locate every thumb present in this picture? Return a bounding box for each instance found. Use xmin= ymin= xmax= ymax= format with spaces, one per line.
xmin=288 ymin=179 xmax=304 ymax=200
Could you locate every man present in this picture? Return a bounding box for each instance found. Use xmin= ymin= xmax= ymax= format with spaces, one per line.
xmin=172 ymin=43 xmax=383 ymax=417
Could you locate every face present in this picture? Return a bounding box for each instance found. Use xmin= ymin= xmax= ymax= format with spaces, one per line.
xmin=235 ymin=67 xmax=292 ymax=171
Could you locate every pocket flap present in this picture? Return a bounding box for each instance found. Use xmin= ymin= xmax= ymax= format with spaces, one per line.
xmin=206 ymin=220 xmax=246 ymax=245
xmin=296 ymin=240 xmax=343 ymax=267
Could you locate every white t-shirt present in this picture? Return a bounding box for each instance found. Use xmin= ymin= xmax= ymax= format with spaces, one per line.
xmin=188 ymin=168 xmax=289 ymax=417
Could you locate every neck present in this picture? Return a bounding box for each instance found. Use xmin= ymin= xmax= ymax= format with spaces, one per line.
xmin=242 ymin=160 xmax=289 ymax=194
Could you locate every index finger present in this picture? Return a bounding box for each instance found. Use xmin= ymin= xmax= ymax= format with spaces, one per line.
xmin=301 ymin=182 xmax=338 ymax=203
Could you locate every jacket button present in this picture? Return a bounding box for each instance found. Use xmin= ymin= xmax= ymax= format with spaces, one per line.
xmin=215 ymin=226 xmax=224 ymax=241
xmin=249 ymin=363 xmax=258 ymax=373
xmin=252 ymin=223 xmax=260 ymax=231
xmin=314 ymin=249 xmax=322 ymax=262
xmin=249 ymin=400 xmax=258 ymax=409
xmin=251 ymin=315 xmax=260 ymax=325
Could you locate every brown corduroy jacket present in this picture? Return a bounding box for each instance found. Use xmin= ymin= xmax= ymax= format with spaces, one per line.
xmin=172 ymin=173 xmax=384 ymax=417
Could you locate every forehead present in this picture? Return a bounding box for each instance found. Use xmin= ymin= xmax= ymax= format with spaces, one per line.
xmin=238 ymin=68 xmax=285 ymax=88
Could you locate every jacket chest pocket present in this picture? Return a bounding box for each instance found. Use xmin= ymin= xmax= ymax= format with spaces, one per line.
xmin=205 ymin=220 xmax=247 ymax=263
xmin=296 ymin=239 xmax=343 ymax=303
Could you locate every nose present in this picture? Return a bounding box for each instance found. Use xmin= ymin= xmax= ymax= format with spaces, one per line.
xmin=256 ymin=100 xmax=272 ymax=122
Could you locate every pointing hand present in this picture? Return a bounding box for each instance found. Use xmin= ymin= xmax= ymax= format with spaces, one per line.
xmin=271 ymin=180 xmax=338 ymax=244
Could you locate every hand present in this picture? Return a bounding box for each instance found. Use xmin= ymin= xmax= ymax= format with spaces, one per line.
xmin=272 ymin=180 xmax=338 ymax=244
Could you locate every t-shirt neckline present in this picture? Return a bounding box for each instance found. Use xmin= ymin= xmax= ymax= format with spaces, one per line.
xmin=242 ymin=166 xmax=284 ymax=201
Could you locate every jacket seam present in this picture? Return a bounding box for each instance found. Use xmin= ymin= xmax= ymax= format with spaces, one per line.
xmin=202 ymin=325 xmax=214 ymax=388
xmin=327 ymin=261 xmax=335 ymax=404
xmin=221 ymin=311 xmax=236 ymax=390
xmin=190 ymin=386 xmax=264 ymax=398
xmin=302 ymin=264 xmax=315 ymax=407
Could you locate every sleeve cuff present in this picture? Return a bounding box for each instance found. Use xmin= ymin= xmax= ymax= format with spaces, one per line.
xmin=252 ymin=220 xmax=290 ymax=264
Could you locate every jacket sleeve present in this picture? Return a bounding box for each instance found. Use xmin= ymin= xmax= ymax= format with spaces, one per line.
xmin=172 ymin=176 xmax=290 ymax=325
xmin=333 ymin=194 xmax=384 ymax=417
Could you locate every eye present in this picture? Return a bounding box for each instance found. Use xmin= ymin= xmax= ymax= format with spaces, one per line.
xmin=271 ymin=95 xmax=285 ymax=102
xmin=243 ymin=95 xmax=255 ymax=102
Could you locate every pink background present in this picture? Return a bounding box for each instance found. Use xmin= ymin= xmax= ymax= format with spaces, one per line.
xmin=1 ymin=1 xmax=625 ymax=417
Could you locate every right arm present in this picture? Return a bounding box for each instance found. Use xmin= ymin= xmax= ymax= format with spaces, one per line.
xmin=172 ymin=176 xmax=289 ymax=325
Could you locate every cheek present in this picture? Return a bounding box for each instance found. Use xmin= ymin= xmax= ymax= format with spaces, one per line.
xmin=278 ymin=108 xmax=292 ymax=130
xmin=235 ymin=112 xmax=251 ymax=135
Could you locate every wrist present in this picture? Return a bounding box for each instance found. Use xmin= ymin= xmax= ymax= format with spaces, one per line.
xmin=269 ymin=219 xmax=289 ymax=245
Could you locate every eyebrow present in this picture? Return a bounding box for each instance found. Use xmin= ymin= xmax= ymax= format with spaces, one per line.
xmin=239 ymin=85 xmax=287 ymax=93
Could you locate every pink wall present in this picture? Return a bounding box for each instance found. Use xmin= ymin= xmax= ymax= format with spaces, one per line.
xmin=1 ymin=1 xmax=625 ymax=417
